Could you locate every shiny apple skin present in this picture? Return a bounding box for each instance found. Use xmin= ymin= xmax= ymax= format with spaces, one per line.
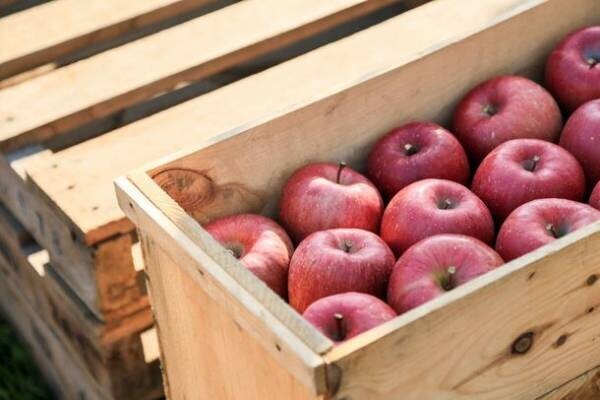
xmin=380 ymin=179 xmax=494 ymax=255
xmin=205 ymin=213 xmax=293 ymax=298
xmin=496 ymin=198 xmax=600 ymax=261
xmin=367 ymin=121 xmax=470 ymax=200
xmin=452 ymin=75 xmax=562 ymax=162
xmin=387 ymin=234 xmax=503 ymax=314
xmin=546 ymin=26 xmax=600 ymax=112
xmin=560 ymin=99 xmax=600 ymax=187
xmin=303 ymin=292 xmax=396 ymax=344
xmin=279 ymin=162 xmax=383 ymax=243
xmin=288 ymin=228 xmax=395 ymax=313
xmin=472 ymin=139 xmax=586 ymax=221
xmin=591 ymin=181 xmax=600 ymax=210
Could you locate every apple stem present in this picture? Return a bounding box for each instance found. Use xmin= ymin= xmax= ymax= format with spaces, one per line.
xmin=482 ymin=104 xmax=497 ymax=116
xmin=343 ymin=240 xmax=353 ymax=253
xmin=333 ymin=313 xmax=346 ymax=341
xmin=336 ymin=162 xmax=347 ymax=184
xmin=523 ymin=155 xmax=541 ymax=172
xmin=440 ymin=198 xmax=453 ymax=210
xmin=546 ymin=223 xmax=559 ymax=238
xmin=404 ymin=143 xmax=418 ymax=156
xmin=442 ymin=266 xmax=457 ymax=291
xmin=587 ymin=57 xmax=598 ymax=68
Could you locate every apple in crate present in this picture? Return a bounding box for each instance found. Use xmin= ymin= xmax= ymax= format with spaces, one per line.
xmin=205 ymin=214 xmax=293 ymax=298
xmin=303 ymin=292 xmax=396 ymax=343
xmin=560 ymin=99 xmax=600 ymax=187
xmin=591 ymin=182 xmax=600 ymax=210
xmin=387 ymin=234 xmax=503 ymax=314
xmin=279 ymin=162 xmax=383 ymax=243
xmin=452 ymin=75 xmax=562 ymax=162
xmin=366 ymin=121 xmax=470 ymax=200
xmin=546 ymin=26 xmax=600 ymax=112
xmin=380 ymin=179 xmax=494 ymax=255
xmin=472 ymin=139 xmax=586 ymax=221
xmin=496 ymin=198 xmax=600 ymax=262
xmin=288 ymin=228 xmax=394 ymax=313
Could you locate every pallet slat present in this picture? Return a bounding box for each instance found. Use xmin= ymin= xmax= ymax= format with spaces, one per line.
xmin=0 ymin=0 xmax=213 ymax=80
xmin=0 ymin=0 xmax=399 ymax=152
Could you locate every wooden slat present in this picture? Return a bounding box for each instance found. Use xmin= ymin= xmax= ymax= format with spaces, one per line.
xmin=116 ymin=174 xmax=331 ymax=395
xmin=0 ymin=0 xmax=213 ymax=80
xmin=0 ymin=0 xmax=400 ymax=152
xmin=537 ymin=365 xmax=600 ymax=399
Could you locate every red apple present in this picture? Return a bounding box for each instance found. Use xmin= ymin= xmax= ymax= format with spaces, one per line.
xmin=496 ymin=198 xmax=600 ymax=261
xmin=387 ymin=234 xmax=503 ymax=314
xmin=279 ymin=162 xmax=383 ymax=243
xmin=545 ymin=26 xmax=600 ymax=112
xmin=288 ymin=228 xmax=394 ymax=313
xmin=303 ymin=292 xmax=396 ymax=343
xmin=591 ymin=181 xmax=600 ymax=210
xmin=472 ymin=139 xmax=586 ymax=221
xmin=452 ymin=75 xmax=562 ymax=162
xmin=366 ymin=122 xmax=470 ymax=200
xmin=559 ymin=99 xmax=600 ymax=187
xmin=205 ymin=214 xmax=293 ymax=297
xmin=380 ymin=179 xmax=494 ymax=255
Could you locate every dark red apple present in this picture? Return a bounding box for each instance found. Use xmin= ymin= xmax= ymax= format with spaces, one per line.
xmin=288 ymin=228 xmax=394 ymax=313
xmin=546 ymin=26 xmax=600 ymax=112
xmin=380 ymin=179 xmax=494 ymax=255
xmin=559 ymin=99 xmax=600 ymax=187
xmin=279 ymin=162 xmax=383 ymax=243
xmin=205 ymin=214 xmax=294 ymax=297
xmin=387 ymin=234 xmax=503 ymax=314
xmin=496 ymin=198 xmax=600 ymax=261
xmin=452 ymin=75 xmax=562 ymax=162
xmin=366 ymin=122 xmax=470 ymax=200
xmin=303 ymin=292 xmax=396 ymax=343
xmin=472 ymin=139 xmax=586 ymax=221
xmin=591 ymin=181 xmax=600 ymax=210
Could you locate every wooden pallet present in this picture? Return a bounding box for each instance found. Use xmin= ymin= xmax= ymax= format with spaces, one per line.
xmin=0 ymin=0 xmax=426 ymax=326
xmin=115 ymin=0 xmax=600 ymax=398
xmin=0 ymin=204 xmax=161 ymax=399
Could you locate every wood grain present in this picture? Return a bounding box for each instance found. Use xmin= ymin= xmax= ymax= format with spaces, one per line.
xmin=0 ymin=0 xmax=212 ymax=80
xmin=0 ymin=0 xmax=399 ymax=152
xmin=537 ymin=365 xmax=600 ymax=399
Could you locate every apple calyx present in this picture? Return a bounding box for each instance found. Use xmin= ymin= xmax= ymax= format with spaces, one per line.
xmin=342 ymin=240 xmax=354 ymax=253
xmin=403 ymin=143 xmax=419 ymax=156
xmin=522 ymin=155 xmax=541 ymax=172
xmin=333 ymin=313 xmax=347 ymax=341
xmin=441 ymin=266 xmax=457 ymax=291
xmin=482 ymin=104 xmax=498 ymax=117
xmin=227 ymin=247 xmax=243 ymax=259
xmin=545 ymin=223 xmax=566 ymax=239
xmin=586 ymin=56 xmax=598 ymax=68
xmin=336 ymin=161 xmax=347 ymax=184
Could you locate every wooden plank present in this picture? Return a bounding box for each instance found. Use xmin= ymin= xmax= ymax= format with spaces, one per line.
xmin=0 ymin=0 xmax=401 ymax=152
xmin=537 ymin=366 xmax=600 ymax=399
xmin=0 ymin=0 xmax=213 ymax=80
xmin=115 ymin=174 xmax=331 ymax=396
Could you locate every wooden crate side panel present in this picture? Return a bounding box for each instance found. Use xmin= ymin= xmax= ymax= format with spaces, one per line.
xmin=537 ymin=365 xmax=600 ymax=400
xmin=323 ymin=222 xmax=600 ymax=400
xmin=141 ymin=231 xmax=324 ymax=400
xmin=0 ymin=150 xmax=147 ymax=321
xmin=0 ymin=0 xmax=401 ymax=152
xmin=147 ymin=0 xmax=599 ymax=224
xmin=0 ymin=0 xmax=213 ymax=80
xmin=116 ymin=175 xmax=331 ymax=395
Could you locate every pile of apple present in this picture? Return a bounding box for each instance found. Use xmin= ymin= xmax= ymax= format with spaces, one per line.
xmin=205 ymin=26 xmax=600 ymax=343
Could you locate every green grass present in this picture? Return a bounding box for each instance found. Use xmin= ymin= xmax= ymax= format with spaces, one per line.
xmin=0 ymin=316 xmax=54 ymax=400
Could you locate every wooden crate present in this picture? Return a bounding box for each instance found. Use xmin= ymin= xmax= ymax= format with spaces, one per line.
xmin=115 ymin=0 xmax=600 ymax=399
xmin=0 ymin=0 xmax=425 ymax=325
xmin=0 ymin=204 xmax=162 ymax=400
